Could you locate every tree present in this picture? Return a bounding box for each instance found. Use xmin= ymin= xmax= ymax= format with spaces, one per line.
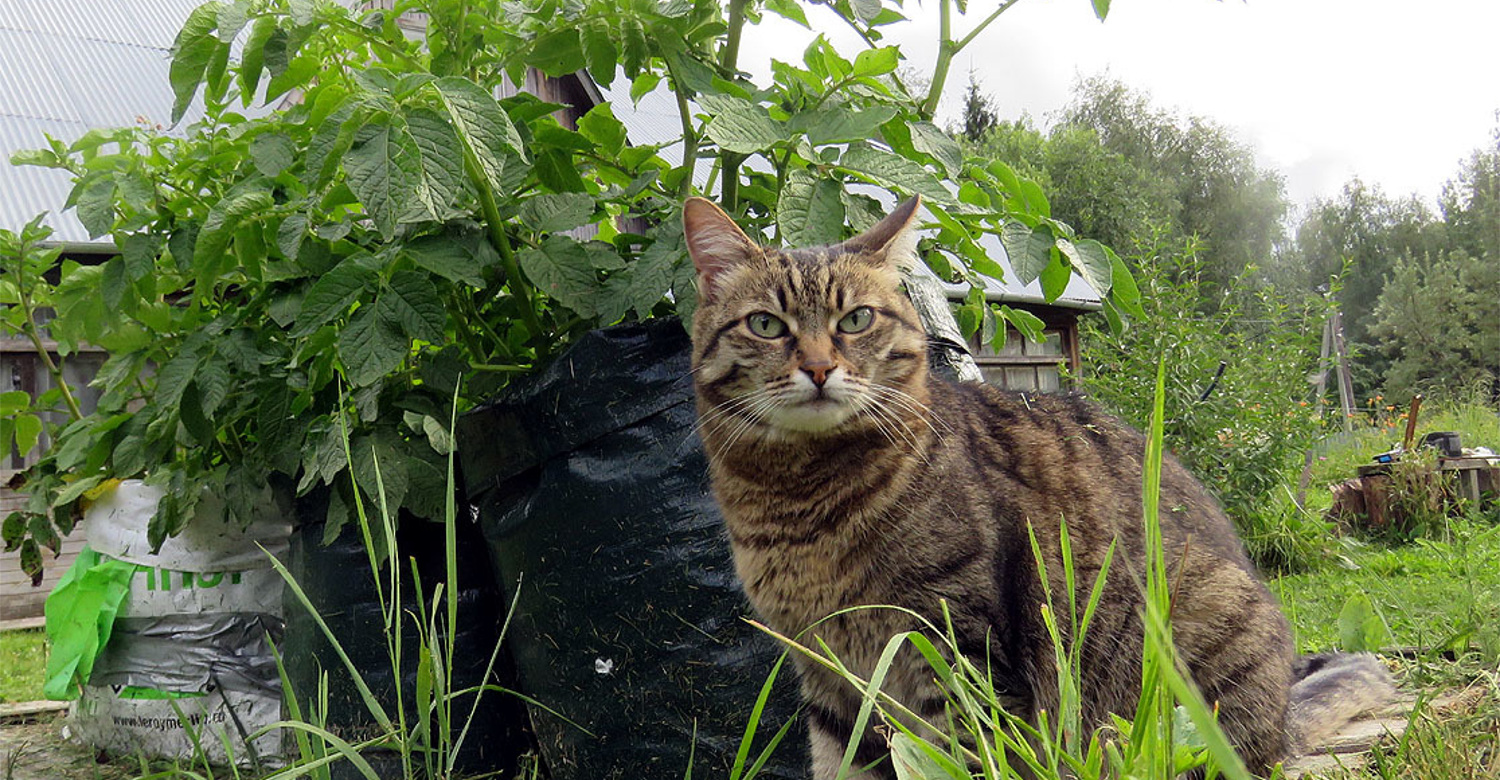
xmin=1369 ymin=250 xmax=1500 ymax=402
xmin=960 ymin=76 xmax=1289 ymax=306
xmin=1057 ymin=77 xmax=1288 ymax=299
xmin=1440 ymin=121 xmax=1500 ymax=262
xmin=960 ymin=72 xmax=999 ymax=143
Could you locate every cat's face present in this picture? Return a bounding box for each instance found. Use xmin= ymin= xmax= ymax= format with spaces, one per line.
xmin=683 ymin=198 xmax=929 ymax=437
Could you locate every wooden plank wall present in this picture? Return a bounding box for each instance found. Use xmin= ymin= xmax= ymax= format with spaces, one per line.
xmin=0 ymin=485 xmax=86 ymax=621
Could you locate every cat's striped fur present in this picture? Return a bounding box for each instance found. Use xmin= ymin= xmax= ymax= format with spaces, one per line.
xmin=683 ymin=196 xmax=1393 ymax=778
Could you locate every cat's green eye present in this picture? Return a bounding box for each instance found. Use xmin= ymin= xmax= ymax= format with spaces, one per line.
xmin=837 ymin=306 xmax=874 ymax=334
xmin=746 ymin=312 xmax=787 ymax=338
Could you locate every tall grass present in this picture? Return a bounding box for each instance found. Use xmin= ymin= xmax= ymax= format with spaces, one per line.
xmin=738 ymin=365 xmax=1261 ymax=780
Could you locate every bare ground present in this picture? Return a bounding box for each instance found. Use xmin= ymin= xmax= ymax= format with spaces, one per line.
xmin=0 ymin=713 xmax=136 ymax=780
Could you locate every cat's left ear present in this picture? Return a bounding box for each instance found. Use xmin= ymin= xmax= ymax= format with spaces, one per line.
xmin=840 ymin=195 xmax=922 ymax=268
xmin=683 ymin=198 xmax=759 ymax=303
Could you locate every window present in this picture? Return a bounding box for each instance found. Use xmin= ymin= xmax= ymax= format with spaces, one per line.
xmin=0 ymin=339 xmax=105 ymax=473
xmin=970 ymin=328 xmax=1070 ymax=393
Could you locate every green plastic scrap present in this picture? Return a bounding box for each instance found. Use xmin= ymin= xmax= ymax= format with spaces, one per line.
xmin=43 ymin=546 xmax=139 ymax=700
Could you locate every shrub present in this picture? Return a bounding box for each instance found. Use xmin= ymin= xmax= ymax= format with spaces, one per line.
xmin=1077 ymin=229 xmax=1334 ymax=572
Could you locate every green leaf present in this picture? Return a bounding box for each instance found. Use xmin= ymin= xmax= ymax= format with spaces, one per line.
xmin=19 ymin=539 xmax=41 ymax=586
xmin=1038 ymin=250 xmax=1071 ymax=302
xmin=629 ymin=73 xmax=662 ymax=104
xmin=1109 ymin=250 xmax=1145 ymax=319
xmin=339 ymin=304 xmax=408 ymax=386
xmin=179 ymin=380 xmax=214 ymax=444
xmin=838 ymin=145 xmax=953 ymax=204
xmin=1000 ymin=222 xmax=1053 ymax=285
xmin=581 ymin=22 xmax=619 ymax=86
xmin=380 ymin=271 xmax=446 ymax=343
xmin=404 ymin=107 xmax=468 ymax=222
xmin=520 ymin=193 xmax=595 ymax=233
xmin=26 ymin=513 xmax=60 ymax=554
xmin=793 ymin=106 xmax=898 ymax=146
xmin=238 ymin=16 xmax=276 ymax=101
xmin=115 ymin=171 xmax=156 ymax=215
xmin=304 ymin=97 xmax=357 ymax=189
xmin=75 ymin=175 xmax=116 ymax=239
xmin=534 ymin=148 xmax=585 ymax=193
xmin=402 ymin=232 xmax=495 ymax=287
xmin=889 ymin=732 xmax=958 ymax=780
xmin=345 ymin=120 xmax=423 ymax=240
xmin=849 ymin=0 xmax=881 ymax=23
xmin=250 ymin=132 xmax=297 ymax=177
xmin=1337 ymin=593 xmax=1392 ymax=652
xmin=1069 ymin=238 xmax=1113 ymax=297
xmin=1019 ymin=178 xmax=1051 ymax=218
xmin=294 ymin=255 xmax=378 ymax=336
xmin=623 ymin=231 xmax=683 ymax=318
xmin=169 ymin=2 xmax=222 ymax=124
xmin=289 ymin=0 xmax=317 ymax=26
xmin=195 ymin=190 xmax=274 ymax=295
xmin=154 ymin=346 xmax=205 ymax=409
xmin=417 ymin=414 xmax=453 ymax=455
xmin=102 ymin=257 xmax=129 ymax=310
xmin=519 ymin=236 xmax=601 ymax=318
xmin=777 ymin=171 xmax=846 ymax=246
xmin=664 ymin=50 xmax=716 ymax=94
xmin=764 ymin=0 xmax=810 ymax=27
xmin=432 ymin=77 xmax=528 ymax=197
xmin=909 ymin=121 xmax=964 ymax=177
xmin=1 ymin=513 xmax=22 ymax=552
xmin=851 ymin=46 xmax=899 ymax=77
xmin=1092 ymin=0 xmax=1111 ymax=21
xmin=0 ymin=391 xmax=29 ymax=416
xmin=619 ymin=19 xmax=649 ymax=76
xmin=577 ymin=103 xmax=627 ymax=157
xmin=277 ymin=213 xmax=308 ymax=261
xmin=699 ymin=94 xmax=786 ymax=154
xmin=216 ymin=1 xmax=249 ymax=43
xmin=528 ymin=28 xmax=585 ymax=77
xmin=1000 ymin=305 xmax=1045 ymax=345
xmin=13 ymin=413 xmax=42 ymax=457
xmin=118 ymin=233 xmax=161 ymax=281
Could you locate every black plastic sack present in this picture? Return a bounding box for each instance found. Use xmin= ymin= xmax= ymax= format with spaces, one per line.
xmin=283 ymin=501 xmax=529 ymax=779
xmin=457 ymin=317 xmax=806 ymax=780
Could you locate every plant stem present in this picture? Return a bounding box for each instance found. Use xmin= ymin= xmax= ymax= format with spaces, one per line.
xmin=920 ymin=0 xmax=955 ymax=120
xmin=716 ymin=0 xmax=750 ymax=211
xmin=459 ymin=145 xmax=547 ymax=343
xmin=921 ymin=0 xmax=1023 ymax=119
xmin=719 ymin=0 xmax=748 ymax=75
xmin=671 ymin=79 xmax=700 ymax=200
xmin=11 ymin=246 xmax=83 ymax=421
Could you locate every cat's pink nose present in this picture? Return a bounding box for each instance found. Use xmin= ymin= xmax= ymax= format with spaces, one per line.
xmin=801 ymin=360 xmax=834 ymax=387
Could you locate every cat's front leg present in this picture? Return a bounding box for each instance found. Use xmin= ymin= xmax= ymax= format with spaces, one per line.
xmin=805 ymin=698 xmax=897 ymax=780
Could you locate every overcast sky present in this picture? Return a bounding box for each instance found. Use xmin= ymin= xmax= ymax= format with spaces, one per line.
xmin=740 ymin=0 xmax=1500 ymax=213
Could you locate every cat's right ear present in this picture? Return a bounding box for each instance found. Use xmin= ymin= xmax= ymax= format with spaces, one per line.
xmin=683 ymin=198 xmax=757 ymax=303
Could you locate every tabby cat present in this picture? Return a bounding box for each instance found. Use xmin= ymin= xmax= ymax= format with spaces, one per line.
xmin=682 ymin=195 xmax=1393 ymax=778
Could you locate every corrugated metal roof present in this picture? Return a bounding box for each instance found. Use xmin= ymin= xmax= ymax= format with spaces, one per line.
xmin=0 ymin=0 xmax=214 ymax=244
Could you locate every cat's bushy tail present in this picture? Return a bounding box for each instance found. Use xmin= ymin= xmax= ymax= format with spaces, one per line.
xmin=1287 ymin=652 xmax=1399 ymax=753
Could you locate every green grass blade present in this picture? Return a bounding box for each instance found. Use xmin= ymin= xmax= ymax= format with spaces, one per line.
xmin=263 ymin=546 xmax=394 ymax=732
xmin=730 ymin=649 xmax=791 ymax=780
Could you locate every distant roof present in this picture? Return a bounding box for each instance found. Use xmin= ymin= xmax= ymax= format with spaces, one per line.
xmin=594 ymin=76 xmax=1101 ymax=310
xmin=0 ymin=0 xmax=216 ymax=245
